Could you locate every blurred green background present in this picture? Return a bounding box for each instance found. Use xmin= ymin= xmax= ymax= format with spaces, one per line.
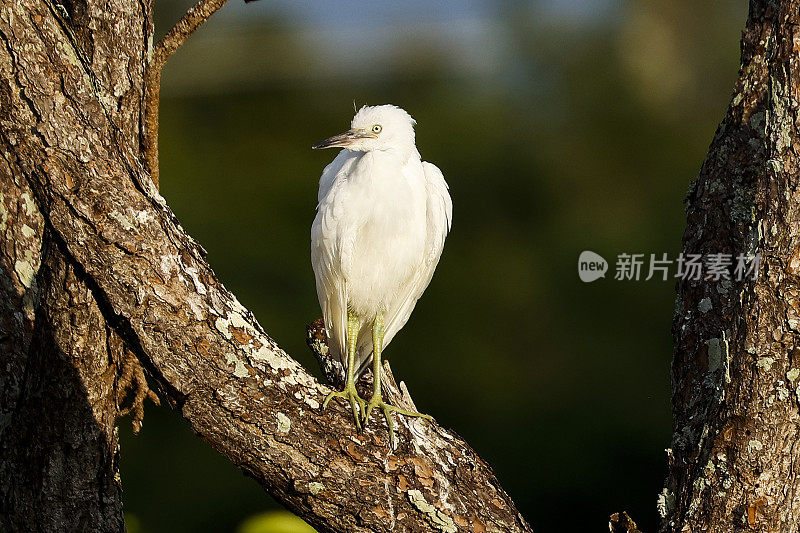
xmin=120 ymin=1 xmax=748 ymax=531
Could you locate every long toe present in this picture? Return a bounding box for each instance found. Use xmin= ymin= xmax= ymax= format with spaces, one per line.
xmin=322 ymin=387 xmax=366 ymax=430
xmin=349 ymin=391 xmax=365 ymax=430
xmin=364 ymin=396 xmax=433 ymax=445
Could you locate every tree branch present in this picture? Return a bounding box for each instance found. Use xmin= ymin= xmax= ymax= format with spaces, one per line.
xmin=143 ymin=0 xmax=243 ymax=187
xmin=4 ymin=2 xmax=533 ymax=531
xmin=11 ymin=0 xmax=797 ymax=529
xmin=34 ymin=115 xmax=532 ymax=533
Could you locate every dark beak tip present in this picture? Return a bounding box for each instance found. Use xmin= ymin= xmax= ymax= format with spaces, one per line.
xmin=312 ymin=129 xmax=365 ymax=151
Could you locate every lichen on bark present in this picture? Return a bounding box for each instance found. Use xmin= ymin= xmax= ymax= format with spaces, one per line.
xmin=0 ymin=1 xmax=532 ymax=532
xmin=662 ymin=1 xmax=800 ymax=531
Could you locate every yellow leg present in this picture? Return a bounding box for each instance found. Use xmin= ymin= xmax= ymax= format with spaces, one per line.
xmin=363 ymin=310 xmax=432 ymax=443
xmin=322 ymin=311 xmax=366 ymax=429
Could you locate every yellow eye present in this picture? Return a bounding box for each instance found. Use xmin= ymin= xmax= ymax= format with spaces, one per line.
xmin=372 ymin=124 xmax=382 ymax=133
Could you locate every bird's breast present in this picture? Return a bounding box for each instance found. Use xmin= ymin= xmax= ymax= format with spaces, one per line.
xmin=337 ymin=155 xmax=428 ymax=317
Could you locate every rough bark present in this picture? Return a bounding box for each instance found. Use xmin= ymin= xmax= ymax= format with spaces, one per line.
xmin=660 ymin=1 xmax=800 ymax=531
xmin=0 ymin=232 xmax=124 ymax=531
xmin=0 ymin=1 xmax=531 ymax=532
xmin=609 ymin=512 xmax=642 ymax=533
xmin=10 ymin=0 xmax=799 ymax=530
xmin=0 ymin=0 xmax=152 ymax=530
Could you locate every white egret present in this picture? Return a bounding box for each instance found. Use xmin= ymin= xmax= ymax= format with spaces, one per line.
xmin=311 ymin=104 xmax=452 ymax=440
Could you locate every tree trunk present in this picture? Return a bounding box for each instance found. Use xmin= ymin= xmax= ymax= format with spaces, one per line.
xmin=661 ymin=0 xmax=800 ymax=531
xmin=0 ymin=2 xmax=531 ymax=532
xmin=5 ymin=0 xmax=798 ymax=531
xmin=0 ymin=0 xmax=151 ymax=530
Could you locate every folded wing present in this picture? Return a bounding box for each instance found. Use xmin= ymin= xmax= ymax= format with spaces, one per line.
xmin=354 ymin=161 xmax=453 ymax=375
xmin=311 ymin=151 xmax=358 ymax=365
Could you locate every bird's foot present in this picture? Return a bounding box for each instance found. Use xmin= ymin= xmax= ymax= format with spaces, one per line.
xmin=115 ymin=348 xmax=160 ymax=434
xmin=364 ymin=394 xmax=433 ymax=444
xmin=323 ymin=383 xmax=366 ymax=430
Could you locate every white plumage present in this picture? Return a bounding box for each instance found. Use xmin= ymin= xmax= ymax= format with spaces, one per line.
xmin=311 ymin=104 xmax=452 ymax=414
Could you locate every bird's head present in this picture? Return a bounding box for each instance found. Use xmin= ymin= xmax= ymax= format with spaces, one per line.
xmin=312 ymin=104 xmax=417 ymax=155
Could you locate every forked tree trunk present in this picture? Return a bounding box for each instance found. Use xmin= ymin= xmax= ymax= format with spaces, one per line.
xmin=661 ymin=1 xmax=800 ymax=531
xmin=0 ymin=2 xmax=530 ymax=532
xmin=0 ymin=0 xmax=151 ymax=529
xmin=2 ymin=0 xmax=800 ymax=532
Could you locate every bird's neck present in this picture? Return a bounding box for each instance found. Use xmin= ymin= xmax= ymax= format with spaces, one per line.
xmin=367 ymin=145 xmax=420 ymax=162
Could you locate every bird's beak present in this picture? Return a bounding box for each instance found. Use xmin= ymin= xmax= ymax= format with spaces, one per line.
xmin=312 ymin=129 xmax=377 ymax=150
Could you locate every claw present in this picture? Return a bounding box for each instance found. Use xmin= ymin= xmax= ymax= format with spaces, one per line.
xmin=364 ymin=394 xmax=433 ymax=444
xmin=323 ymin=384 xmax=366 ymax=430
